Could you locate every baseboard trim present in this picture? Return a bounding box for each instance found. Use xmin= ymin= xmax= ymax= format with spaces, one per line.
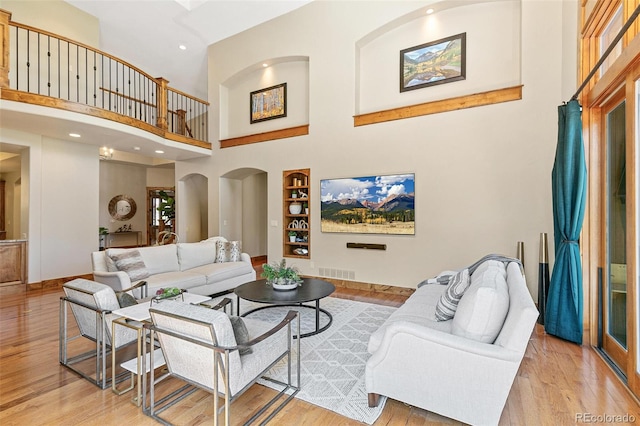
xmin=26 ymin=274 xmax=93 ymax=291
xmin=305 ymin=275 xmax=415 ymax=297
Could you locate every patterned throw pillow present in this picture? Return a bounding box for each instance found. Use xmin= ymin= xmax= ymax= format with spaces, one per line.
xmin=107 ymin=249 xmax=150 ymax=281
xmin=215 ymin=240 xmax=227 ymax=263
xmin=434 ymin=268 xmax=470 ymax=321
xmin=227 ymin=241 xmax=241 ymax=262
xmin=215 ymin=240 xmax=242 ymax=262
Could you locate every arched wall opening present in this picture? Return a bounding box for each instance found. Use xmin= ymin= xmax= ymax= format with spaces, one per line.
xmin=219 ymin=168 xmax=268 ymax=259
xmin=179 ymin=173 xmax=208 ymax=242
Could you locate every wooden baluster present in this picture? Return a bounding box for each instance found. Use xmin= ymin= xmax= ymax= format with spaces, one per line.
xmin=176 ymin=108 xmax=186 ymax=135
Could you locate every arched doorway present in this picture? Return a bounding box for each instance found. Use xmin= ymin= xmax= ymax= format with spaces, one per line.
xmin=219 ymin=168 xmax=268 ymax=259
xmin=179 ymin=173 xmax=209 ymax=243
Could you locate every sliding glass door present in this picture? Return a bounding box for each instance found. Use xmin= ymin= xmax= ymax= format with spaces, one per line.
xmin=600 ymin=94 xmax=628 ymax=373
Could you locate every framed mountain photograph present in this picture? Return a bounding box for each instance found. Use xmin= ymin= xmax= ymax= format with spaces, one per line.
xmin=320 ymin=173 xmax=415 ymax=235
xmin=400 ymin=33 xmax=466 ymax=92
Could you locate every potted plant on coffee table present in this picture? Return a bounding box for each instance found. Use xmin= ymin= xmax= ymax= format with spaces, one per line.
xmin=261 ymin=259 xmax=302 ymax=291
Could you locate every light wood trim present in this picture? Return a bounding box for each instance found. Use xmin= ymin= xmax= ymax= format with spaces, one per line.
xmin=99 ymin=86 xmax=156 ymax=108
xmin=624 ymin=62 xmax=639 ymax=394
xmin=599 ymin=89 xmax=627 ymax=373
xmin=353 ymin=85 xmax=522 ymax=127
xmin=25 ymin=274 xmax=93 ymax=291
xmin=155 ymin=77 xmax=169 ymax=131
xmin=624 ymin=0 xmax=640 ymax=46
xmin=0 ymin=9 xmax=10 ymax=88
xmin=0 ymin=88 xmax=211 ymax=149
xmin=220 ymin=124 xmax=309 ymax=148
xmin=164 ymin=131 xmax=210 ymax=149
xmin=581 ymin=0 xmax=640 ymax=399
xmin=283 ymin=169 xmax=310 ymax=259
xmin=582 ymin=0 xmax=622 ymax=37
xmin=167 ymin=85 xmax=210 ymax=105
xmin=587 ymin=30 xmax=640 ymax=106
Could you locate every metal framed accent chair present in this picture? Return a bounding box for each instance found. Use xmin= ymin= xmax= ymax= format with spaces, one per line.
xmin=144 ymin=300 xmax=300 ymax=426
xmin=59 ymin=278 xmax=147 ymax=388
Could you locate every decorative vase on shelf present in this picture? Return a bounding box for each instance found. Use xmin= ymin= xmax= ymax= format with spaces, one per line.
xmin=289 ymin=202 xmax=302 ymax=215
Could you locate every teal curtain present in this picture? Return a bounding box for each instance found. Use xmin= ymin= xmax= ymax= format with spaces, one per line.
xmin=545 ymin=100 xmax=587 ymax=344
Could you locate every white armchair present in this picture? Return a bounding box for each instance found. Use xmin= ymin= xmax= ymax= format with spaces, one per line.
xmin=144 ymin=300 xmax=300 ymax=425
xmin=59 ymin=279 xmax=143 ymax=389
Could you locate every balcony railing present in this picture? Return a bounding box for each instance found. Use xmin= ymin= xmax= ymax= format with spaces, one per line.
xmin=0 ymin=9 xmax=209 ymax=149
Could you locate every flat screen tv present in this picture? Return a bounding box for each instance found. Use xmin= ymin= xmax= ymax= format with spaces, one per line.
xmin=320 ymin=173 xmax=415 ymax=235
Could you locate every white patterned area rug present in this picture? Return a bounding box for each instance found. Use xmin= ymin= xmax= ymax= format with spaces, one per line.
xmin=209 ymin=295 xmax=396 ymax=425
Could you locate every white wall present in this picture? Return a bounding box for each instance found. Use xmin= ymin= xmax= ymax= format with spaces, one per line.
xmin=219 ymin=177 xmax=243 ymax=241
xmin=41 ymin=137 xmax=98 ymax=278
xmin=1 ymin=0 xmax=99 ymax=46
xmin=1 ymin=128 xmax=98 ymax=282
xmin=242 ymin=172 xmax=268 ymax=256
xmin=222 ymin=58 xmax=310 ymax=139
xmin=198 ymin=0 xmax=578 ymax=294
xmin=99 ymin=161 xmax=147 ymax=244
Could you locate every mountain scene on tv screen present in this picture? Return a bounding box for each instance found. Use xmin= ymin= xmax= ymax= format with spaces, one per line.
xmin=320 ymin=174 xmax=415 ymax=235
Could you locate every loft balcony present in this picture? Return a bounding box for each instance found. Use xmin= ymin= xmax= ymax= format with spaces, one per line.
xmin=0 ymin=9 xmax=211 ymax=161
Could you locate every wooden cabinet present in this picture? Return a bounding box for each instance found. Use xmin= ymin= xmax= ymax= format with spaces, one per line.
xmin=283 ymin=169 xmax=310 ymax=259
xmin=0 ymin=240 xmax=27 ymax=286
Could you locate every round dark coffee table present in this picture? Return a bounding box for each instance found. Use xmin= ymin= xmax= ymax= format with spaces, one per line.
xmin=234 ymin=278 xmax=335 ymax=338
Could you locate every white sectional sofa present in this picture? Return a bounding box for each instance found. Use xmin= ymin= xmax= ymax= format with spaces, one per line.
xmin=366 ymin=258 xmax=538 ymax=426
xmin=91 ymin=237 xmax=256 ymax=296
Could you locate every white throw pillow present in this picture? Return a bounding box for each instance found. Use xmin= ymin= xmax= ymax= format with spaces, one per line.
xmin=137 ymin=244 xmax=179 ymax=275
xmin=107 ymin=249 xmax=150 ymax=282
xmin=434 ymin=269 xmax=470 ymax=321
xmin=451 ymin=266 xmax=509 ymax=343
xmin=178 ymin=241 xmax=216 ymax=271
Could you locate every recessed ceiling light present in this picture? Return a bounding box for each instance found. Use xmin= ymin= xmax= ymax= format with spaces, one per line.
xmin=155 ymin=150 xmax=165 ymax=154
xmin=69 ymin=133 xmax=81 ymax=138
xmin=426 ymin=8 xmax=434 ymax=14
xmin=133 ymin=146 xmax=141 ymax=151
xmin=179 ymin=44 xmax=187 ymax=50
xmin=262 ymin=63 xmax=268 ymax=67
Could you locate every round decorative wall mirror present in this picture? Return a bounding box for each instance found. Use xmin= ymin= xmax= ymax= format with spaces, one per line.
xmin=108 ymin=195 xmax=137 ymax=221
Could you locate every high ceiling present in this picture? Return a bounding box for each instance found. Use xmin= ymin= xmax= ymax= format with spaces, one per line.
xmin=64 ymin=0 xmax=313 ymax=101
xmin=0 ymin=1 xmax=314 ymax=173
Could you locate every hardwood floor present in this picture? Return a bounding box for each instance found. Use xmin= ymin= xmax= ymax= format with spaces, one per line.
xmin=1 ymin=286 xmax=638 ymax=425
